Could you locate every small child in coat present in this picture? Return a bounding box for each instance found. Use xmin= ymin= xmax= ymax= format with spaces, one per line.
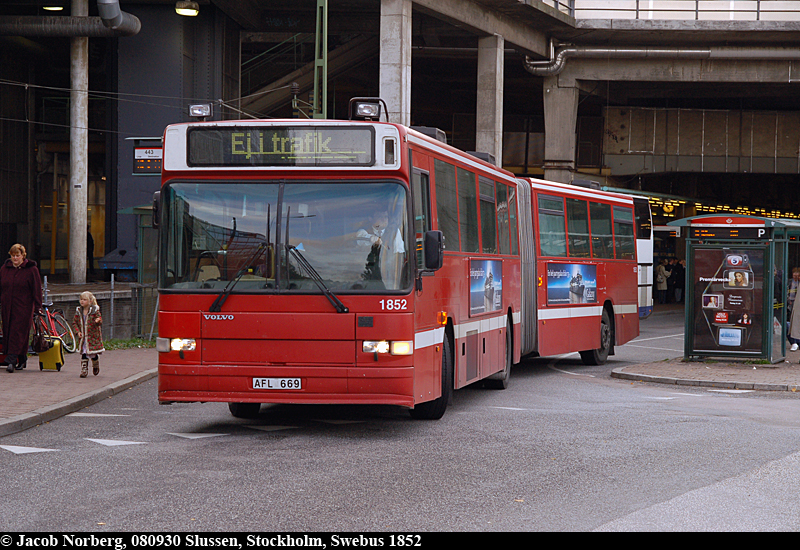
xmin=72 ymin=291 xmax=105 ymax=378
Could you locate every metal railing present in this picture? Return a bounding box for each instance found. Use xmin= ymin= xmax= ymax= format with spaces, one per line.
xmin=42 ymin=276 xmax=159 ymax=343
xmin=542 ymin=1 xmax=800 ymax=21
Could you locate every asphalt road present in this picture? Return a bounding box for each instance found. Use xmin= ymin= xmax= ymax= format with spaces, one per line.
xmin=1 ymin=308 xmax=799 ymax=532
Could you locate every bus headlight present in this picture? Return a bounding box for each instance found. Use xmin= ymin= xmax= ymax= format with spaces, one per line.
xmin=171 ymin=338 xmax=196 ymax=351
xmin=354 ymin=101 xmax=380 ymax=119
xmin=390 ymin=341 xmax=413 ymax=355
xmin=362 ymin=340 xmax=413 ymax=355
xmin=363 ymin=340 xmax=390 ymax=354
xmin=156 ymin=338 xmax=196 ymax=352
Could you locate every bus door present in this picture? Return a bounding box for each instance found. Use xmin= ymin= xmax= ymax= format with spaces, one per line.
xmin=410 ymin=163 xmax=442 ymax=403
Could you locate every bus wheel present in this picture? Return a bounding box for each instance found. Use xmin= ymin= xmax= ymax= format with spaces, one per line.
xmin=410 ymin=333 xmax=453 ymax=420
xmin=228 ymin=402 xmax=261 ymax=418
xmin=484 ymin=320 xmax=512 ymax=390
xmin=579 ymin=309 xmax=612 ymax=366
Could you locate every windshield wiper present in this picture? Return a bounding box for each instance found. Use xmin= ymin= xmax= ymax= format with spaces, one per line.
xmin=287 ymin=245 xmax=349 ymax=314
xmin=209 ymin=242 xmax=267 ymax=312
xmin=210 ymin=204 xmax=274 ymax=312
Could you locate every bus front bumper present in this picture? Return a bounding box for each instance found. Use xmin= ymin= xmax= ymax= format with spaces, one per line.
xmin=157 ymin=363 xmax=417 ymax=408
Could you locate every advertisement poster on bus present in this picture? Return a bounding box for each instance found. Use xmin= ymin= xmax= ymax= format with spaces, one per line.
xmin=546 ymin=263 xmax=598 ymax=306
xmin=691 ymin=248 xmax=763 ymax=353
xmin=469 ymin=259 xmax=502 ymax=315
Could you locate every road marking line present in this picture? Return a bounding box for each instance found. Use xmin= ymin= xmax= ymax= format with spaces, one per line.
xmin=85 ymin=438 xmax=146 ymax=446
xmin=246 ymin=425 xmax=299 ymax=432
xmin=630 ymin=333 xmax=685 ymax=342
xmin=625 ymin=344 xmax=683 ymax=352
xmin=0 ymin=445 xmax=59 ymax=454
xmin=167 ymin=433 xmax=228 ymax=439
xmin=68 ymin=413 xmax=130 ymax=417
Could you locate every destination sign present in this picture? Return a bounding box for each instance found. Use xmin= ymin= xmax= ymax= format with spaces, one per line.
xmin=187 ymin=126 xmax=375 ymax=167
xmin=133 ymin=147 xmax=162 ymax=174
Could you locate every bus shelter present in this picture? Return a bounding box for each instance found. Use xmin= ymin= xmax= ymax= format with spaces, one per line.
xmin=668 ymin=214 xmax=800 ymax=363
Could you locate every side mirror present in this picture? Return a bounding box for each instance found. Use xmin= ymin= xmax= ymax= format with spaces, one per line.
xmin=424 ymin=230 xmax=444 ymax=271
xmin=152 ymin=191 xmax=160 ymax=229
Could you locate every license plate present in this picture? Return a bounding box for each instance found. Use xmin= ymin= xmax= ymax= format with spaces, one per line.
xmin=253 ymin=378 xmax=301 ymax=390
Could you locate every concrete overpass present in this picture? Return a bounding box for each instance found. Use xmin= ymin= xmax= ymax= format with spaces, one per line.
xmin=230 ymin=0 xmax=800 ymax=195
xmin=3 ymin=0 xmax=800 ymax=279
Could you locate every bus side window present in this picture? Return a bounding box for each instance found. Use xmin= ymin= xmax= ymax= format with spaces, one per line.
xmin=413 ymin=169 xmax=432 ymax=269
xmin=434 ymin=159 xmax=460 ymax=251
xmin=457 ymin=167 xmax=479 ymax=253
xmin=567 ymin=198 xmax=591 ymax=258
xmin=538 ymin=194 xmax=566 ymax=257
xmin=479 ymin=176 xmax=497 ymax=254
xmin=613 ymin=206 xmax=636 ymax=260
xmin=590 ymin=202 xmax=614 ymax=259
xmin=497 ymin=183 xmax=510 ymax=255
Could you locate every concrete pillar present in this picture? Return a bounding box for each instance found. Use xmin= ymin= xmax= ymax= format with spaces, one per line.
xmin=379 ymin=0 xmax=412 ymax=126
xmin=69 ymin=0 xmax=88 ymax=283
xmin=476 ymin=34 xmax=504 ymax=165
xmin=542 ymin=75 xmax=578 ymax=183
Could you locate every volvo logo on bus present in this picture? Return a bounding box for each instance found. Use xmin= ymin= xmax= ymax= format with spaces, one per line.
xmin=203 ymin=314 xmax=234 ymax=320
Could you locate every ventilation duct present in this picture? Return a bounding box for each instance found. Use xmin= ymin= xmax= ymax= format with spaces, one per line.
xmin=524 ymin=42 xmax=800 ymax=76
xmin=0 ymin=0 xmax=140 ymax=37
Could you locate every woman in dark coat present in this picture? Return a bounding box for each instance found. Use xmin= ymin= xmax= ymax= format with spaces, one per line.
xmin=0 ymin=244 xmax=42 ymax=372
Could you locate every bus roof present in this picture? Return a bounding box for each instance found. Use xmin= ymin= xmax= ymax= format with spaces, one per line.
xmin=520 ymin=177 xmax=636 ymax=205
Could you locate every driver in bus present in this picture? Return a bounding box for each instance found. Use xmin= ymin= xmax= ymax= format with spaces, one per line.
xmin=356 ymin=208 xmax=405 ymax=287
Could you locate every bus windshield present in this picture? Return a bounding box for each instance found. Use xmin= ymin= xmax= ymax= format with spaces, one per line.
xmin=160 ymin=181 xmax=411 ymax=293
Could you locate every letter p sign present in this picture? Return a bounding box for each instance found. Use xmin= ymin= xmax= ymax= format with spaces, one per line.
xmin=758 ymin=228 xmax=766 ymax=238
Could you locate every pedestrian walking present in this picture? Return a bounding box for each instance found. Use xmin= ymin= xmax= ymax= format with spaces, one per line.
xmin=0 ymin=244 xmax=42 ymax=373
xmin=655 ymin=259 xmax=671 ymax=305
xmin=788 ymin=268 xmax=800 ymax=351
xmin=673 ymin=259 xmax=686 ymax=303
xmin=666 ymin=258 xmax=678 ymax=303
xmin=71 ymin=291 xmax=105 ymax=377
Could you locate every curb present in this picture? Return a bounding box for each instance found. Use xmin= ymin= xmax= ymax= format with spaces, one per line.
xmin=0 ymin=368 xmax=157 ymax=438
xmin=610 ymin=367 xmax=800 ymax=392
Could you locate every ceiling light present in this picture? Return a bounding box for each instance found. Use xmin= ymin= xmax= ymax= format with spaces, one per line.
xmin=43 ymin=6 xmax=64 ymax=11
xmin=175 ymin=1 xmax=199 ymax=16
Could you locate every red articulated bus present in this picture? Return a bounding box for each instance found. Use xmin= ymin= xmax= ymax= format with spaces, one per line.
xmin=515 ymin=178 xmax=640 ymax=365
xmin=154 ymin=99 xmax=642 ymax=419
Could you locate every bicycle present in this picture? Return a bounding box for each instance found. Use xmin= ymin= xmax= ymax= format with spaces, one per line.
xmin=34 ymin=301 xmax=77 ymax=354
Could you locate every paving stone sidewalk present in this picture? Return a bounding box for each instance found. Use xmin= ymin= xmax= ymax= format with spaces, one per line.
xmin=0 ymin=347 xmax=157 ymax=437
xmin=612 ymin=357 xmax=800 ymax=392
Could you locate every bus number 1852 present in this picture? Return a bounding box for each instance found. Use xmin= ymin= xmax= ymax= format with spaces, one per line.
xmin=379 ymin=299 xmax=408 ymax=310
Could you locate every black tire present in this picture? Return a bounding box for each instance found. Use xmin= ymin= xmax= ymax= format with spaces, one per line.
xmin=52 ymin=313 xmax=77 ymax=353
xmin=228 ymin=402 xmax=261 ymax=418
xmin=410 ymin=332 xmax=453 ymax=420
xmin=484 ymin=320 xmax=512 ymax=390
xmin=579 ymin=308 xmax=612 ymax=366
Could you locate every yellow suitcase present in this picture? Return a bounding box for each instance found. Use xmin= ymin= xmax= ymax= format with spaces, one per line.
xmin=38 ymin=336 xmax=65 ymax=372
